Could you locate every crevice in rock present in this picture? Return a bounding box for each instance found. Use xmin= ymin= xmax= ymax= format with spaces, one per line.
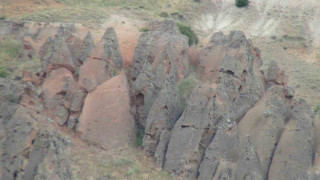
xmin=197 ymin=127 xmax=217 ymax=178
xmin=181 ymin=124 xmax=198 ymax=129
xmin=266 ymin=126 xmax=284 ymax=179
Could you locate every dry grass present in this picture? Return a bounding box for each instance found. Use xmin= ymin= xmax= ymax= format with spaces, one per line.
xmin=0 ymin=37 xmax=40 ymax=78
xmin=70 ymin=139 xmax=173 ymax=180
xmin=10 ymin=0 xmax=200 ymax=27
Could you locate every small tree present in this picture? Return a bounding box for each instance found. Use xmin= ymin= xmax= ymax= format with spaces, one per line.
xmin=235 ymin=0 xmax=249 ymax=7
xmin=177 ymin=23 xmax=199 ymax=46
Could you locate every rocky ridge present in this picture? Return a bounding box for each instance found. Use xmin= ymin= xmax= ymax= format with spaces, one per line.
xmin=0 ymin=19 xmax=319 ymax=180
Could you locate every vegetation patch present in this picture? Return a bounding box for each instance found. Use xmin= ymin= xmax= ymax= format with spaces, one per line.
xmin=112 ymin=158 xmax=133 ymax=167
xmin=159 ymin=12 xmax=169 ymax=18
xmin=0 ymin=38 xmax=20 ymax=58
xmin=126 ymin=164 xmax=141 ymax=177
xmin=139 ymin=27 xmax=150 ymax=33
xmin=0 ymin=16 xmax=7 ymax=20
xmin=9 ymin=94 xmax=20 ymax=103
xmin=135 ymin=129 xmax=145 ymax=147
xmin=235 ymin=0 xmax=249 ymax=7
xmin=178 ymin=75 xmax=199 ymax=100
xmin=0 ymin=66 xmax=7 ymax=78
xmin=177 ymin=23 xmax=199 ymax=46
xmin=0 ymin=37 xmax=40 ymax=78
xmin=0 ymin=37 xmax=21 ymax=78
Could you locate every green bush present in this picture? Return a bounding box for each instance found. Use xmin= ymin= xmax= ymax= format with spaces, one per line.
xmin=139 ymin=27 xmax=150 ymax=33
xmin=0 ymin=66 xmax=7 ymax=78
xmin=235 ymin=0 xmax=249 ymax=7
xmin=159 ymin=12 xmax=169 ymax=18
xmin=135 ymin=129 xmax=145 ymax=147
xmin=0 ymin=16 xmax=7 ymax=20
xmin=177 ymin=23 xmax=199 ymax=46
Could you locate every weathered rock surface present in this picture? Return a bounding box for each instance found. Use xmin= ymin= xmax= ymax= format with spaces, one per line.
xmin=42 ymin=68 xmax=75 ymax=110
xmin=1 ymin=102 xmax=73 ymax=180
xmin=143 ymin=76 xmax=183 ymax=167
xmin=0 ymin=20 xmax=318 ymax=180
xmin=137 ymin=29 xmax=318 ymax=180
xmin=130 ymin=20 xmax=189 ymax=127
xmin=0 ymin=21 xmax=128 ymax=180
xmin=101 ymin=27 xmax=123 ymax=68
xmin=268 ymin=99 xmax=314 ymax=180
xmin=78 ymin=58 xmax=108 ymax=92
xmin=39 ymin=33 xmax=75 ymax=73
xmin=162 ymin=31 xmax=265 ymax=178
xmin=164 ymin=85 xmax=217 ymax=178
xmin=78 ymin=72 xmax=135 ymax=149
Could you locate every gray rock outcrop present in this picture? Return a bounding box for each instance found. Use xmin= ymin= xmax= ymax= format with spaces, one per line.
xmin=0 ymin=20 xmax=318 ymax=180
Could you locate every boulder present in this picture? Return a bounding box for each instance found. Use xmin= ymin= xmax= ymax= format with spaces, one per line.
xmin=78 ymin=72 xmax=135 ymax=149
xmin=42 ymin=68 xmax=75 ymax=110
xmin=78 ymin=58 xmax=108 ymax=92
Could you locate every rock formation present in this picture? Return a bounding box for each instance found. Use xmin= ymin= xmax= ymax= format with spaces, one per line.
xmin=0 ymin=20 xmax=319 ymax=180
xmin=133 ymin=21 xmax=318 ymax=179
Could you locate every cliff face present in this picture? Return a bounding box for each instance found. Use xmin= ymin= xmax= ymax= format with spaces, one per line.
xmin=0 ymin=20 xmax=319 ymax=180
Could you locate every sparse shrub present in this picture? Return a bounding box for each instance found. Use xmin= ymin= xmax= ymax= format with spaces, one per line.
xmin=135 ymin=129 xmax=145 ymax=147
xmin=139 ymin=27 xmax=150 ymax=33
xmin=178 ymin=75 xmax=198 ymax=99
xmin=126 ymin=164 xmax=140 ymax=176
xmin=283 ymin=46 xmax=287 ymax=50
xmin=0 ymin=37 xmax=22 ymax=78
xmin=177 ymin=23 xmax=199 ymax=46
xmin=0 ymin=38 xmax=20 ymax=58
xmin=159 ymin=12 xmax=169 ymax=18
xmin=112 ymin=68 xmax=121 ymax=76
xmin=9 ymin=94 xmax=20 ymax=103
xmin=314 ymin=103 xmax=320 ymax=115
xmin=0 ymin=66 xmax=7 ymax=78
xmin=235 ymin=0 xmax=249 ymax=7
xmin=0 ymin=16 xmax=7 ymax=20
